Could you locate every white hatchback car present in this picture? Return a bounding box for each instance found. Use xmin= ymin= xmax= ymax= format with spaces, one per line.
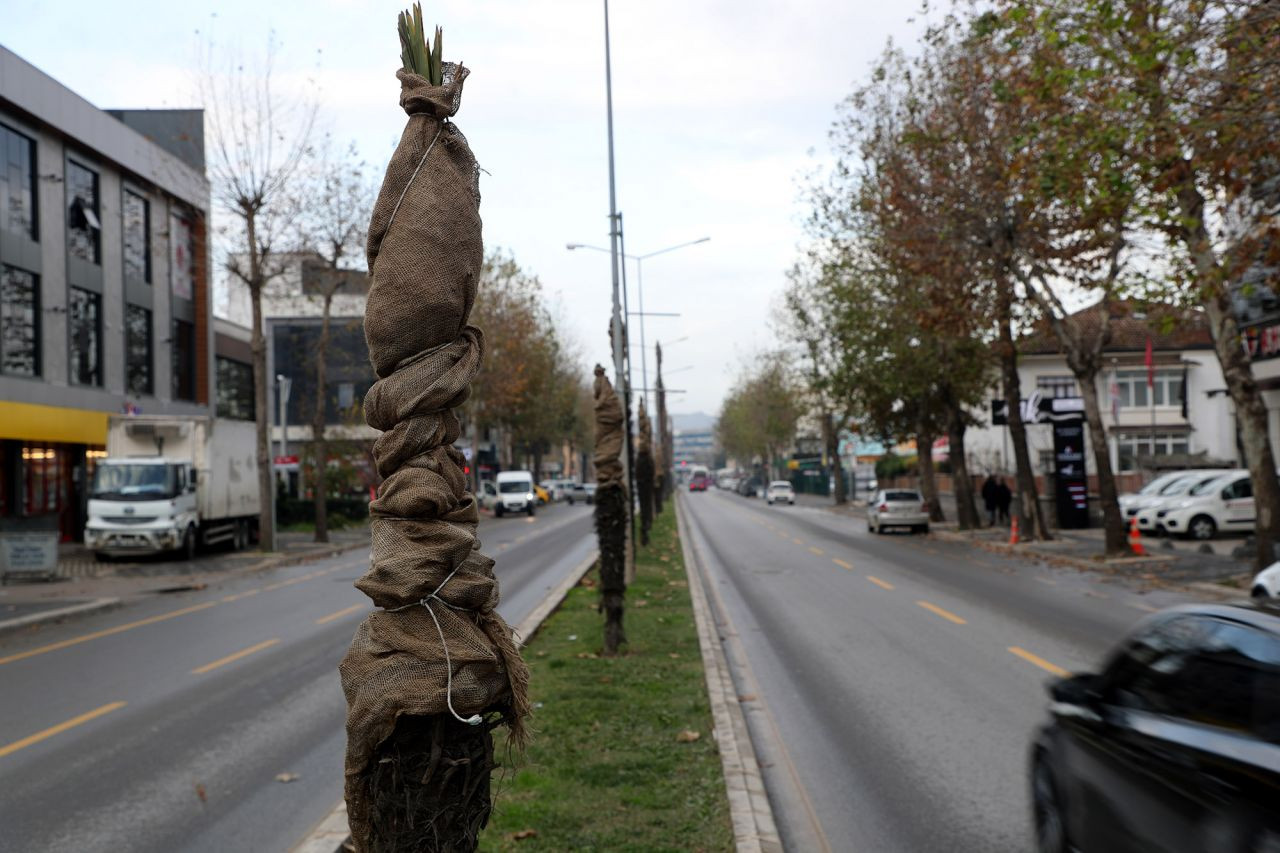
xmin=868 ymin=489 xmax=929 ymax=534
xmin=1133 ymin=470 xmax=1233 ymax=533
xmin=766 ymin=480 xmax=795 ymax=505
xmin=1156 ymin=471 xmax=1253 ymax=540
xmin=1252 ymin=562 xmax=1280 ymax=599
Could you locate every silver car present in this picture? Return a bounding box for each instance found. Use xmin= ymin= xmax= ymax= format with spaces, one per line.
xmin=868 ymin=489 xmax=930 ymax=534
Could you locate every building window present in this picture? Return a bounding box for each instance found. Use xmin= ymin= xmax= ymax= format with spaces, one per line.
xmin=69 ymin=287 xmax=101 ymax=386
xmin=125 ymin=304 xmax=152 ymax=396
xmin=1036 ymin=375 xmax=1078 ymax=398
xmin=170 ymin=211 xmax=193 ymax=301
xmin=1 ymin=265 xmax=39 ymax=376
xmin=1 ymin=262 xmax=38 ymax=376
xmin=1 ymin=122 xmax=37 ymax=240
xmin=1116 ymin=432 xmax=1191 ymax=472
xmin=172 ymin=318 xmax=195 ymax=401
xmin=123 ymin=190 xmax=150 ymax=284
xmin=1114 ymin=369 xmax=1184 ymax=408
xmin=216 ymin=356 xmax=254 ymax=420
xmin=66 ymin=161 xmax=100 ymax=265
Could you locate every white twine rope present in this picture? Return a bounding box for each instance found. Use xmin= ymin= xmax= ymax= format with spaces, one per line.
xmin=385 ymin=566 xmax=482 ymax=726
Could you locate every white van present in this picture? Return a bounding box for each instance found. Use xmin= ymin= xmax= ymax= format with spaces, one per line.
xmin=495 ymin=470 xmax=536 ymax=517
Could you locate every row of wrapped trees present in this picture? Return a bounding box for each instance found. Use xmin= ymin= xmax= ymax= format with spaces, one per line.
xmin=789 ymin=0 xmax=1280 ymax=563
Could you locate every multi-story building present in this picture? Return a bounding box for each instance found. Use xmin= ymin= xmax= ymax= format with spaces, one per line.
xmin=0 ymin=47 xmax=239 ymax=541
xmin=964 ymin=302 xmax=1240 ymax=487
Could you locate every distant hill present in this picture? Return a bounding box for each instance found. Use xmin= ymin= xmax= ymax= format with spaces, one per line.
xmin=672 ymin=411 xmax=715 ymax=432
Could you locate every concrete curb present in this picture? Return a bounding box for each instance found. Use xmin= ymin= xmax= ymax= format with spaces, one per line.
xmin=0 ymin=597 xmax=123 ymax=636
xmin=291 ymin=548 xmax=600 ymax=853
xmin=676 ymin=496 xmax=783 ymax=853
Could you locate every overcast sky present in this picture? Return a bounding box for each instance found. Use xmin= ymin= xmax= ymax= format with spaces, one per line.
xmin=3 ymin=0 xmax=927 ymax=417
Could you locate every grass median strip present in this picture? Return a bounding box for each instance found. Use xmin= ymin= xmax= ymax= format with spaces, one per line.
xmin=482 ymin=510 xmax=732 ymax=851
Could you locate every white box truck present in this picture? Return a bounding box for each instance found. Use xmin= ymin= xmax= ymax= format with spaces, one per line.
xmin=85 ymin=416 xmax=260 ymax=560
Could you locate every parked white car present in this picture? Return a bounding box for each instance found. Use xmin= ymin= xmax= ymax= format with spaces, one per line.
xmin=868 ymin=489 xmax=930 ymax=534
xmin=766 ymin=481 xmax=795 ymax=505
xmin=1133 ymin=470 xmax=1234 ymax=532
xmin=1251 ymin=562 xmax=1280 ymax=599
xmin=1120 ymin=470 xmax=1210 ymax=521
xmin=1156 ymin=471 xmax=1253 ymax=540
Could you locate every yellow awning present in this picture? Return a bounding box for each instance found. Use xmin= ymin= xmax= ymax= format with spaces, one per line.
xmin=0 ymin=400 xmax=109 ymax=445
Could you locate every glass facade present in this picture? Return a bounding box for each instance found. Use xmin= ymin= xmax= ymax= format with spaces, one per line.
xmin=126 ymin=304 xmax=152 ymax=396
xmin=170 ymin=211 xmax=193 ymax=301
xmin=123 ymin=190 xmax=150 ymax=284
xmin=215 ymin=356 xmax=254 ymax=420
xmin=172 ymin=318 xmax=195 ymax=401
xmin=68 ymin=287 xmax=101 ymax=386
xmin=66 ymin=161 xmax=100 ymax=264
xmin=0 ymin=122 xmax=36 ymax=240
xmin=1 ymin=265 xmax=38 ymax=376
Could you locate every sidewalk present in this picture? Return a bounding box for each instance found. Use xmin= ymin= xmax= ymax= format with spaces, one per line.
xmin=0 ymin=527 xmax=370 ymax=634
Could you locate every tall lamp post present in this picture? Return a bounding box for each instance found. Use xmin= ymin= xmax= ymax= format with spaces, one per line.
xmin=567 ymin=237 xmax=708 ymax=413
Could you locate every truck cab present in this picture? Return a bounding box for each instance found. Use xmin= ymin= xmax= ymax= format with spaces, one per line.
xmin=85 ymin=459 xmax=199 ymax=558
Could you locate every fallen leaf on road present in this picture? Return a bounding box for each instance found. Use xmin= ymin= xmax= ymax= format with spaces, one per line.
xmin=276 ymin=772 xmax=300 ymax=783
xmin=738 ymin=694 xmax=756 ymax=702
xmin=676 ymin=730 xmax=701 ymax=743
xmin=510 ymin=829 xmax=538 ymax=841
xmin=195 ymin=783 xmax=207 ymax=803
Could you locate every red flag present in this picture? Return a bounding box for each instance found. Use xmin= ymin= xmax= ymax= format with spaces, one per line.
xmin=1152 ymin=335 xmax=1162 ymax=389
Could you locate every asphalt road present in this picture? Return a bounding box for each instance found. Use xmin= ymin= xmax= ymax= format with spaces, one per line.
xmin=680 ymin=488 xmax=1200 ymax=853
xmin=0 ymin=502 xmax=594 ymax=853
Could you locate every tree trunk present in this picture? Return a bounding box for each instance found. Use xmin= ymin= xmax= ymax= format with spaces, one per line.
xmin=359 ymin=714 xmax=495 ymax=853
xmin=945 ymin=400 xmax=979 ymax=530
xmin=636 ymin=450 xmax=654 ymax=547
xmin=1178 ymin=185 xmax=1280 ymax=569
xmin=825 ymin=411 xmax=847 ymax=505
xmin=1078 ymin=366 xmax=1129 ymax=556
xmin=247 ymin=210 xmax=274 ymax=551
xmin=595 ymin=482 xmax=627 ymax=655
xmin=312 ymin=292 xmax=332 ymax=544
xmin=998 ymin=288 xmax=1051 ymax=540
xmin=917 ymin=422 xmax=945 ymax=522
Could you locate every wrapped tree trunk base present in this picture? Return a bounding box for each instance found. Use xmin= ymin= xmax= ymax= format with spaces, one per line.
xmin=636 ymin=452 xmax=654 ymax=547
xmin=595 ymin=481 xmax=627 ymax=654
xmin=361 ymin=714 xmax=497 ymax=853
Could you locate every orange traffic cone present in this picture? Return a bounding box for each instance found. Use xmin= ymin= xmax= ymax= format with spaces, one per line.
xmin=1009 ymin=515 xmax=1020 ymax=545
xmin=1129 ymin=517 xmax=1146 ymax=556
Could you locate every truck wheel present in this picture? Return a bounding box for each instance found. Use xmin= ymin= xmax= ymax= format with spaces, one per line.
xmin=528 ymin=504 xmax=535 ymax=517
xmin=233 ymin=520 xmax=247 ymax=550
xmin=181 ymin=526 xmax=197 ymax=561
xmin=94 ymin=551 xmax=113 ymax=563
xmin=496 ymin=505 xmax=504 ymax=518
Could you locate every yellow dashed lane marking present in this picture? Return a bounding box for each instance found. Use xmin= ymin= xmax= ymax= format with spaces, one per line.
xmin=916 ymin=600 xmax=967 ymax=625
xmin=0 ymin=603 xmax=216 ymax=667
xmin=867 ymin=576 xmax=894 ymax=590
xmin=316 ymin=604 xmax=366 ymax=625
xmin=192 ymin=638 xmax=281 ymax=674
xmin=832 ymin=558 xmax=853 ymax=570
xmin=0 ymin=701 xmax=126 ymax=759
xmin=808 ymin=546 xmax=824 ymax=556
xmin=1129 ymin=602 xmax=1158 ymax=613
xmin=792 ymin=538 xmax=804 ymax=546
xmin=1009 ymin=646 xmax=1070 ymax=677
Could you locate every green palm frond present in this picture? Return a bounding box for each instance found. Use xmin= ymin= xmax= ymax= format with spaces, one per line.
xmin=397 ymin=2 xmax=443 ymax=85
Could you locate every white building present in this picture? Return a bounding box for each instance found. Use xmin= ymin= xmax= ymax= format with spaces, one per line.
xmin=964 ymin=302 xmax=1240 ymax=487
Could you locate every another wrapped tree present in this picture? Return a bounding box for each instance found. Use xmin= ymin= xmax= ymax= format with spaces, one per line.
xmin=592 ymin=365 xmax=628 ymax=654
xmin=339 ymin=29 xmax=529 ymax=852
xmin=635 ymin=398 xmax=655 ymax=546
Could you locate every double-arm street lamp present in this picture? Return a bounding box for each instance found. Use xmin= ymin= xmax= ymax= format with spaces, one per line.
xmin=566 ymin=237 xmax=709 ymax=412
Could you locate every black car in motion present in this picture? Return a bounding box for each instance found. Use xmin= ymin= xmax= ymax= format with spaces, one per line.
xmin=1030 ymin=603 xmax=1279 ymax=853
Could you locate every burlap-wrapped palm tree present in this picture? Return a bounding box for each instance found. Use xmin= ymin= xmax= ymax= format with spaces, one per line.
xmin=635 ymin=398 xmax=655 ymax=546
xmin=592 ymin=365 xmax=628 ymax=654
xmin=339 ymin=15 xmax=529 ymax=851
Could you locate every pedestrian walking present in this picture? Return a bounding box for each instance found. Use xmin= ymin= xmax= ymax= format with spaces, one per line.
xmin=995 ymin=477 xmax=1012 ymax=525
xmin=981 ymin=474 xmax=998 ymax=526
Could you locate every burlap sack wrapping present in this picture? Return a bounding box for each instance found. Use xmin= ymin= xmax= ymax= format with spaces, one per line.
xmin=637 ymin=398 xmax=652 ymax=455
xmin=593 ymin=366 xmax=625 ymax=488
xmin=340 ymin=64 xmax=529 ymax=849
